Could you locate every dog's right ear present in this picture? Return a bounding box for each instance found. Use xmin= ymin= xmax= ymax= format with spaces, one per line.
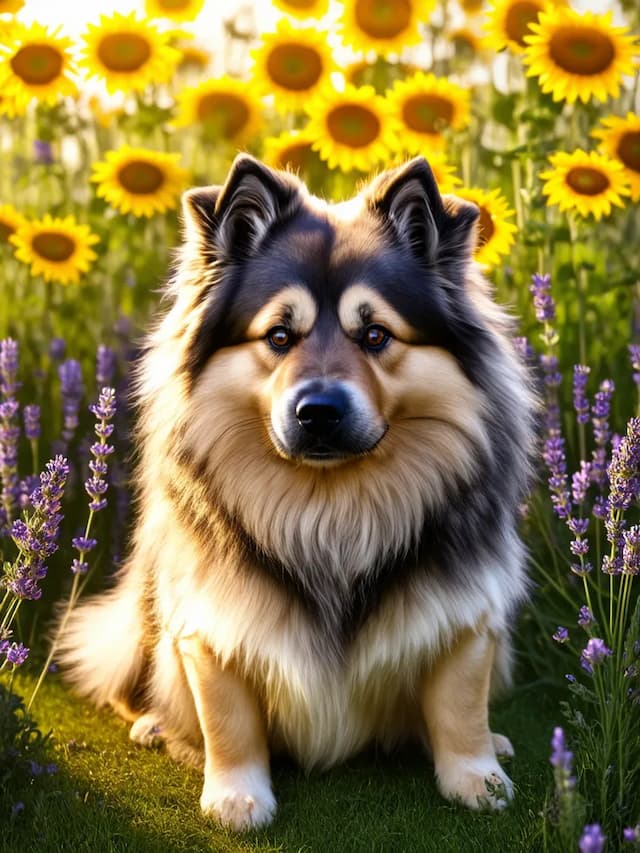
xmin=181 ymin=154 xmax=303 ymax=264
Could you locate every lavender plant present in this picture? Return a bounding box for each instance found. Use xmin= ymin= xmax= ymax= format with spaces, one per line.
xmin=529 ymin=274 xmax=640 ymax=846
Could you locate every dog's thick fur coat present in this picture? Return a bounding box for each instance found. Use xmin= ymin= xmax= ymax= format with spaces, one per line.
xmin=59 ymin=156 xmax=535 ymax=829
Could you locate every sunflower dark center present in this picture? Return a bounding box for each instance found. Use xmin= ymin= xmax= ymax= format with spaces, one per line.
xmin=10 ymin=44 xmax=63 ymax=85
xmin=566 ymin=166 xmax=610 ymax=196
xmin=327 ymin=104 xmax=380 ymax=147
xmin=274 ymin=141 xmax=314 ymax=171
xmin=97 ymin=33 xmax=152 ymax=72
xmin=549 ymin=26 xmax=615 ymax=75
xmin=0 ymin=222 xmax=14 ymax=243
xmin=266 ymin=44 xmax=323 ymax=90
xmin=157 ymin=0 xmax=191 ymax=8
xmin=477 ymin=206 xmax=495 ymax=246
xmin=354 ymin=0 xmax=411 ymax=39
xmin=504 ymin=1 xmax=542 ymax=47
xmin=118 ymin=161 xmax=165 ymax=194
xmin=195 ymin=93 xmax=250 ymax=137
xmin=617 ymin=131 xmax=640 ymax=173
xmin=402 ymin=94 xmax=454 ymax=134
xmin=280 ymin=0 xmax=318 ymax=7
xmin=32 ymin=231 xmax=75 ymax=262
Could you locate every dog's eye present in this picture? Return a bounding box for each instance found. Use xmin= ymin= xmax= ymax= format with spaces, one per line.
xmin=363 ymin=324 xmax=391 ymax=352
xmin=267 ymin=326 xmax=292 ymax=351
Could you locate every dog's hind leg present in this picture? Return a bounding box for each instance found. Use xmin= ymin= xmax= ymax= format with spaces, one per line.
xmin=177 ymin=634 xmax=276 ymax=831
xmin=421 ymin=626 xmax=514 ymax=810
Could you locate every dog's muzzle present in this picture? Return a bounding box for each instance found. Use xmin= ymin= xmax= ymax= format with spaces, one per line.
xmin=271 ymin=380 xmax=387 ymax=463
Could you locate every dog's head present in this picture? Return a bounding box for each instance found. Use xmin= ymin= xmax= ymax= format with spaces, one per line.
xmin=171 ymin=154 xmax=501 ymax=482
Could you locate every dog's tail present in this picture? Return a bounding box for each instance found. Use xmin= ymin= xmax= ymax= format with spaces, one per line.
xmin=56 ymin=561 xmax=150 ymax=720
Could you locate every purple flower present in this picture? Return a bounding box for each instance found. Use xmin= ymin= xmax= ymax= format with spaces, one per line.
xmin=608 ymin=418 xmax=640 ymax=511
xmin=573 ymin=365 xmax=591 ymax=424
xmin=579 ymin=824 xmax=605 ymax=853
xmin=0 ymin=338 xmax=19 ymax=398
xmin=543 ymin=436 xmax=572 ymax=519
xmin=71 ymin=558 xmax=88 ymax=575
xmin=550 ymin=726 xmax=575 ymax=791
xmin=553 ymin=627 xmax=569 ymax=644
xmin=71 ymin=536 xmax=97 ymax=553
xmin=624 ymin=826 xmax=640 ymax=843
xmin=513 ymin=336 xmax=534 ymax=362
xmin=33 ymin=139 xmax=54 ymax=164
xmin=5 ymin=456 xmax=69 ymax=600
xmin=540 ymin=354 xmax=562 ymax=388
xmin=96 ymin=345 xmax=116 ymax=386
xmin=580 ymin=638 xmax=612 ymax=675
xmin=622 ymin=526 xmax=640 ymax=576
xmin=578 ymin=605 xmax=594 ymax=628
xmin=530 ymin=273 xmax=555 ymax=323
xmin=23 ymin=405 xmax=40 ymax=441
xmin=4 ymin=642 xmax=29 ymax=666
xmin=571 ymin=562 xmax=593 ymax=577
xmin=572 ymin=462 xmax=591 ymax=506
xmin=11 ymin=801 xmax=24 ymax=818
xmin=570 ymin=538 xmax=590 ymax=557
xmin=58 ymin=359 xmax=84 ymax=445
xmin=49 ymin=338 xmax=66 ymax=361
xmin=550 ymin=727 xmax=572 ymax=770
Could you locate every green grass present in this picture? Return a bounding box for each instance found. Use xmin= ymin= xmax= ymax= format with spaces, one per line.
xmin=0 ymin=673 xmax=562 ymax=853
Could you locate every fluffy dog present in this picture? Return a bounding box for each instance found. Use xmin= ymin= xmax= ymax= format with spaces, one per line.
xmin=59 ymin=154 xmax=535 ymax=830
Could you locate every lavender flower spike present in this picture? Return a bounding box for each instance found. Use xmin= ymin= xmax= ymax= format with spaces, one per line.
xmin=530 ymin=273 xmax=555 ymax=324
xmin=0 ymin=338 xmax=19 ymax=398
xmin=553 ymin=627 xmax=569 ymax=644
xmin=96 ymin=345 xmax=116 ymax=386
xmin=58 ymin=359 xmax=84 ymax=445
xmin=6 ymin=455 xmax=69 ymax=600
xmin=23 ymin=404 xmax=40 ymax=441
xmin=579 ymin=824 xmax=605 ymax=853
xmin=622 ymin=526 xmax=640 ymax=575
xmin=608 ymin=417 xmax=640 ymax=511
xmin=573 ymin=365 xmax=591 ymax=425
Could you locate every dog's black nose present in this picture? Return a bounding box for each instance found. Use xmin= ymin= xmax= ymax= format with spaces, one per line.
xmin=296 ymin=391 xmax=347 ymax=436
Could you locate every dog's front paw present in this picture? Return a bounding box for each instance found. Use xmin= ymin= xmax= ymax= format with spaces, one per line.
xmin=436 ymin=755 xmax=514 ymax=811
xmin=129 ymin=713 xmax=164 ymax=748
xmin=200 ymin=763 xmax=276 ymax=831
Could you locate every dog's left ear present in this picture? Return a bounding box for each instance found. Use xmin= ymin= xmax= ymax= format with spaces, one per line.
xmin=366 ymin=158 xmax=479 ymax=266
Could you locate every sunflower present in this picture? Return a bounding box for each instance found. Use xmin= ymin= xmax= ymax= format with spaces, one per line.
xmin=10 ymin=215 xmax=99 ymax=285
xmin=262 ymin=129 xmax=320 ymax=173
xmin=250 ymin=20 xmax=335 ymax=112
xmin=455 ymin=186 xmax=517 ymax=268
xmin=387 ymin=72 xmax=471 ymax=153
xmin=447 ymin=27 xmax=483 ymax=59
xmin=339 ymin=0 xmax=436 ymax=57
xmin=0 ymin=0 xmax=23 ymax=12
xmin=306 ymin=84 xmax=400 ymax=173
xmin=176 ymin=41 xmax=211 ymax=73
xmin=388 ymin=151 xmax=462 ymax=193
xmin=0 ymin=204 xmax=26 ymax=247
xmin=0 ymin=22 xmax=77 ymax=114
xmin=523 ymin=7 xmax=638 ymax=104
xmin=173 ymin=76 xmax=263 ymax=143
xmin=91 ymin=147 xmax=188 ymax=218
xmin=144 ymin=0 xmax=205 ymax=23
xmin=593 ymin=113 xmax=640 ymax=202
xmin=273 ymin=0 xmax=329 ymax=20
xmin=540 ymin=149 xmax=630 ymax=221
xmin=460 ymin=0 xmax=484 ymax=13
xmin=80 ymin=12 xmax=180 ymax=95
xmin=483 ymin=0 xmax=554 ymax=53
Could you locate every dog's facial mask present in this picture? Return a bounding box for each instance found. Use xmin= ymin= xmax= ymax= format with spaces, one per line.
xmin=182 ymin=155 xmax=483 ymax=467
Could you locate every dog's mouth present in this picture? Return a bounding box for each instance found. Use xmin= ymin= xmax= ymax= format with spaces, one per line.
xmin=268 ymin=425 xmax=388 ymax=466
